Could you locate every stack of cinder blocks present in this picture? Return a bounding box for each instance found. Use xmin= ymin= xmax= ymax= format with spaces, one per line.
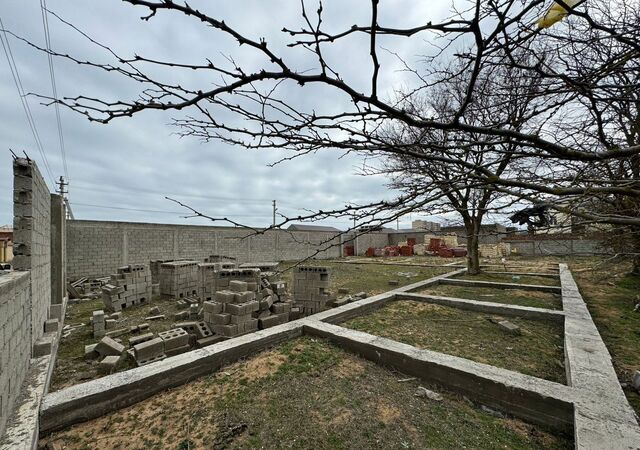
xmin=159 ymin=260 xmax=199 ymax=298
xmin=204 ymin=254 xmax=237 ymax=264
xmin=203 ymin=280 xmax=259 ymax=337
xmin=198 ymin=262 xmax=237 ymax=301
xmin=101 ymin=264 xmax=152 ymax=312
xmin=293 ymin=266 xmax=331 ymax=316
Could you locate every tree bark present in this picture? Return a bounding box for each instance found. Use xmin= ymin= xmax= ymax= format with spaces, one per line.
xmin=465 ymin=219 xmax=481 ymax=275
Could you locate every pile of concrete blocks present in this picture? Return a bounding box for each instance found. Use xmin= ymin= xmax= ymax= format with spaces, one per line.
xmin=202 ymin=280 xmax=260 ymax=337
xmin=198 ymin=262 xmax=235 ymax=301
xmin=199 ymin=267 xmax=261 ymax=301
xmin=204 ymin=254 xmax=237 ymax=264
xmin=101 ymin=264 xmax=152 ymax=312
xmin=293 ymin=266 xmax=331 ymax=316
xmin=158 ymin=260 xmax=199 ymax=298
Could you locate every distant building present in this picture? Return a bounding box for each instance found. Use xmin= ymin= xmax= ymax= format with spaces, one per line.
xmin=0 ymin=226 xmax=13 ymax=263
xmin=411 ymin=220 xmax=441 ymax=231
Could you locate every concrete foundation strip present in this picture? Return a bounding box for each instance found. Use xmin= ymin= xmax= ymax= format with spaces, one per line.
xmin=396 ymin=292 xmax=564 ymax=321
xmin=36 ymin=266 xmax=640 ymax=448
xmin=302 ymin=320 xmax=575 ymax=433
xmin=438 ymin=277 xmax=562 ymax=293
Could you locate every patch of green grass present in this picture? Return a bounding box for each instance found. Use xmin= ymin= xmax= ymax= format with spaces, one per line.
xmin=458 ymin=272 xmax=560 ymax=287
xmin=419 ymin=283 xmax=563 ymax=310
xmin=345 ymin=300 xmax=566 ymax=383
xmin=41 ymin=337 xmax=571 ymax=450
xmin=279 ymin=260 xmax=455 ymax=296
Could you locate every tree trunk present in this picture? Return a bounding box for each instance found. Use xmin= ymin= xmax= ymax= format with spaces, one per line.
xmin=466 ymin=220 xmax=481 ymax=275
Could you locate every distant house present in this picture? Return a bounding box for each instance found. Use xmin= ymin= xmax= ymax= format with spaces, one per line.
xmin=287 ymin=224 xmax=341 ymax=233
xmin=0 ymin=226 xmax=13 ymax=263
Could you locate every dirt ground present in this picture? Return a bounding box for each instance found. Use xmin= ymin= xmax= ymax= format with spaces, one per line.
xmin=52 ymin=294 xmax=195 ymax=391
xmin=345 ymin=300 xmax=566 ymax=383
xmin=40 ymin=337 xmax=572 ymax=450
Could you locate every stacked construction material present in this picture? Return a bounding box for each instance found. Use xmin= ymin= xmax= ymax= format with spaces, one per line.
xmin=198 ymin=262 xmax=241 ymax=301
xmin=202 ymin=280 xmax=259 ymax=337
xmin=159 ymin=260 xmax=199 ymax=298
xmin=293 ymin=266 xmax=331 ymax=316
xmin=101 ymin=264 xmax=152 ymax=312
xmin=204 ymin=254 xmax=237 ymax=264
xmin=199 ymin=267 xmax=260 ymax=302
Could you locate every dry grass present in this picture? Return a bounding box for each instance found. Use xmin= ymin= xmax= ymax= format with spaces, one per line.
xmin=40 ymin=337 xmax=571 ymax=450
xmin=345 ymin=300 xmax=566 ymax=384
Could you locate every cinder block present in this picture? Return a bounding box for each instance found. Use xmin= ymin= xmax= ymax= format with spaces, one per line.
xmin=129 ymin=332 xmax=154 ymax=347
xmin=159 ymin=328 xmax=190 ymax=351
xmin=44 ymin=319 xmax=59 ymax=333
xmin=49 ymin=304 xmax=63 ymax=321
xmin=229 ymin=280 xmax=248 ymax=292
xmin=133 ymin=337 xmax=164 ymax=361
xmin=98 ymin=355 xmax=121 ymax=374
xmin=33 ymin=335 xmax=54 ymax=357
xmin=203 ymin=301 xmax=223 ymax=314
xmin=95 ymin=336 xmax=125 ymax=357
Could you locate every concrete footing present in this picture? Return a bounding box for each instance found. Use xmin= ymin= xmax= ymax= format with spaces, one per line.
xmin=438 ymin=277 xmax=562 ymax=293
xmin=34 ymin=266 xmax=640 ymax=449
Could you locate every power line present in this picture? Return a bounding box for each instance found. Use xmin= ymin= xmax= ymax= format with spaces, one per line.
xmin=70 ymin=202 xmax=272 ymax=218
xmin=40 ymin=1 xmax=69 ymax=186
xmin=0 ymin=15 xmax=56 ymax=187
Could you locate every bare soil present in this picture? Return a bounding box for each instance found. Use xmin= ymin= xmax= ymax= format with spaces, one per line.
xmin=40 ymin=337 xmax=571 ymax=450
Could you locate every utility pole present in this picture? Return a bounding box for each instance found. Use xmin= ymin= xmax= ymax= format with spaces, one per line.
xmin=272 ymin=200 xmax=277 ymax=228
xmin=57 ymin=176 xmax=74 ymax=220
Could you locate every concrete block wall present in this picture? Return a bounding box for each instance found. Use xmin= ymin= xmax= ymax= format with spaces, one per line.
xmin=0 ymin=158 xmax=56 ymax=439
xmin=67 ymin=221 xmax=343 ymax=279
xmin=505 ymin=238 xmax=609 ymax=256
xmin=0 ymin=271 xmax=31 ymax=435
xmin=12 ymin=158 xmax=51 ymax=346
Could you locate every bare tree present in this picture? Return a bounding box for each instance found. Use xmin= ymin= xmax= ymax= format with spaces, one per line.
xmin=6 ymin=0 xmax=640 ymax=270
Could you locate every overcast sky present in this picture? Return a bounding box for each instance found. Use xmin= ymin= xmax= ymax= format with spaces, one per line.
xmin=0 ymin=0 xmax=462 ymax=230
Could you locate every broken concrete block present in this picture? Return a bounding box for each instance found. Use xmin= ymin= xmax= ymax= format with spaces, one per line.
xmin=44 ymin=319 xmax=59 ymax=333
xmin=138 ymin=323 xmax=149 ymax=331
xmin=110 ymin=312 xmax=122 ymax=320
xmin=145 ymin=314 xmax=165 ymax=321
xmin=106 ymin=328 xmax=129 ymax=338
xmin=129 ymin=332 xmax=154 ymax=347
xmin=176 ymin=299 xmax=189 ymax=309
xmin=84 ymin=344 xmax=99 ymax=361
xmin=174 ymin=310 xmax=190 ymax=320
xmin=105 ymin=319 xmax=117 ymax=329
xmin=337 ymin=287 xmax=349 ymax=294
xmin=498 ymin=320 xmax=521 ymax=334
xmin=415 ymin=387 xmax=443 ymax=401
xmin=388 ymin=280 xmax=400 ymax=286
xmin=354 ymin=292 xmax=368 ymax=299
xmin=148 ymin=306 xmax=160 ymax=315
xmin=98 ymin=355 xmax=121 ymax=374
xmin=95 ymin=336 xmax=125 ymax=357
xmin=33 ymin=335 xmax=54 ymax=357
